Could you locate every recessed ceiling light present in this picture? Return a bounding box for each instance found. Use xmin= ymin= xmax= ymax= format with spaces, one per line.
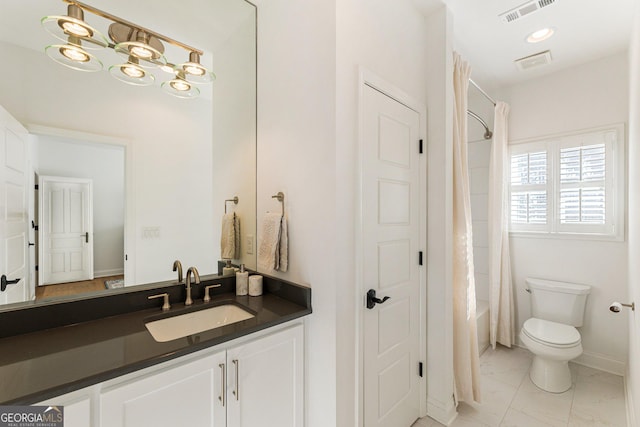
xmin=527 ymin=27 xmax=554 ymax=43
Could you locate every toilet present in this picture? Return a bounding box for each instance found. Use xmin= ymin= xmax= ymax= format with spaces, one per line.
xmin=520 ymin=278 xmax=590 ymax=393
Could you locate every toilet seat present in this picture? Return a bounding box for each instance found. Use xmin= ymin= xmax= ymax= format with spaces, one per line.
xmin=522 ymin=318 xmax=581 ymax=348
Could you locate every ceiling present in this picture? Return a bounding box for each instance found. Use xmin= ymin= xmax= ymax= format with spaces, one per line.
xmin=424 ymin=0 xmax=637 ymax=90
xmin=1 ymin=0 xmax=636 ymax=92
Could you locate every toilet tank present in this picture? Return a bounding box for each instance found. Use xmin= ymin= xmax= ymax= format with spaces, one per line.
xmin=526 ymin=278 xmax=591 ymax=327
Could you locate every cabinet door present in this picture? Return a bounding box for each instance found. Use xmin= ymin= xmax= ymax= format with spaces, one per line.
xmin=100 ymin=351 xmax=226 ymax=427
xmin=226 ymin=324 xmax=303 ymax=427
xmin=38 ymin=388 xmax=92 ymax=427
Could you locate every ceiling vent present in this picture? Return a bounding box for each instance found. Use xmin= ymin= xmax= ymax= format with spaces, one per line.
xmin=515 ymin=50 xmax=553 ymax=70
xmin=499 ymin=0 xmax=557 ymax=23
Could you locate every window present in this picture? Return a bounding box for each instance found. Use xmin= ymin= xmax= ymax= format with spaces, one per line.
xmin=509 ymin=124 xmax=624 ymax=239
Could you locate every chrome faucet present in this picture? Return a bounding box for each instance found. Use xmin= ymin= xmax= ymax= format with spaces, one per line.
xmin=173 ymin=260 xmax=183 ymax=284
xmin=184 ymin=266 xmax=201 ymax=306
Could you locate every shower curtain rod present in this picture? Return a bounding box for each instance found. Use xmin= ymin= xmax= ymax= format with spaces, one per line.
xmin=469 ymin=79 xmax=497 ymax=106
xmin=467 ymin=110 xmax=493 ymax=140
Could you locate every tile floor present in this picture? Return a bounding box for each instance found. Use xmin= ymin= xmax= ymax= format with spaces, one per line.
xmin=413 ymin=345 xmax=627 ymax=427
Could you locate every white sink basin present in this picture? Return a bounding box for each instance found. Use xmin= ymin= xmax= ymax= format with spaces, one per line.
xmin=145 ymin=304 xmax=255 ymax=342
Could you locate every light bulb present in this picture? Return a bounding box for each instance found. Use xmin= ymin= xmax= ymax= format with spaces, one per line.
xmin=130 ymin=45 xmax=153 ymax=59
xmin=61 ymin=21 xmax=91 ymax=37
xmin=122 ymin=64 xmax=144 ymax=78
xmin=184 ymin=63 xmax=206 ymax=76
xmin=60 ymin=46 xmax=89 ymax=62
xmin=171 ymin=79 xmax=191 ymax=91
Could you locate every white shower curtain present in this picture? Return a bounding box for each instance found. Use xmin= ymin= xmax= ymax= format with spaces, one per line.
xmin=488 ymin=102 xmax=515 ymax=348
xmin=452 ymin=52 xmax=481 ymax=404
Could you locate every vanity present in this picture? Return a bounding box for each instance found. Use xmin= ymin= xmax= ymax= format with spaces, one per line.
xmin=0 ymin=273 xmax=311 ymax=427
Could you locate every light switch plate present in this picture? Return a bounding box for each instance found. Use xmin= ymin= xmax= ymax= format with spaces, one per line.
xmin=246 ymin=234 xmax=254 ymax=254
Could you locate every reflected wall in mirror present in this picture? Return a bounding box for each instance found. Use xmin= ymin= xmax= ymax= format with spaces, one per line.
xmin=0 ymin=0 xmax=256 ymax=307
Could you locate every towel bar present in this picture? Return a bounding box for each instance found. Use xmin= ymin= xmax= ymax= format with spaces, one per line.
xmin=272 ymin=192 xmax=285 ymax=216
xmin=224 ymin=196 xmax=239 ymax=213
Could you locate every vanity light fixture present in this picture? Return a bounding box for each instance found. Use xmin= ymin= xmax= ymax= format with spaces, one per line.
xmin=41 ymin=0 xmax=215 ymax=98
xmin=526 ymin=27 xmax=555 ymax=43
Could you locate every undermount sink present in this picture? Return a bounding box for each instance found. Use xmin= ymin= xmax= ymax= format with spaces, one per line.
xmin=145 ymin=304 xmax=255 ymax=343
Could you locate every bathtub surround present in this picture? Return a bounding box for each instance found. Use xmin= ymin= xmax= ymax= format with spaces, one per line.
xmin=452 ymin=52 xmax=481 ymax=404
xmin=487 ymin=101 xmax=515 ymax=349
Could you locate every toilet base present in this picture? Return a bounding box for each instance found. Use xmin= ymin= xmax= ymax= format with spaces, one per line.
xmin=529 ymin=356 xmax=572 ymax=393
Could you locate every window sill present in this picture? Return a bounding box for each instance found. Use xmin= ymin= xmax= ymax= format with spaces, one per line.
xmin=508 ymin=230 xmax=624 ymax=243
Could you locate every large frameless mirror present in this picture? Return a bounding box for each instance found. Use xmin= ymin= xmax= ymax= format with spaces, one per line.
xmin=0 ymin=0 xmax=256 ymax=308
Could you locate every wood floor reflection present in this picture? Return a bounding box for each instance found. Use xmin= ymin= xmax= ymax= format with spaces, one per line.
xmin=35 ymin=275 xmax=124 ymax=300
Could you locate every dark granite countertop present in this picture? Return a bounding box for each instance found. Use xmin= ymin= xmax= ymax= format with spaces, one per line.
xmin=0 ymin=275 xmax=311 ymax=405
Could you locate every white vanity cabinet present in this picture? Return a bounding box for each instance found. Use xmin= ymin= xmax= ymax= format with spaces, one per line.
xmin=100 ymin=350 xmax=227 ymax=427
xmin=98 ymin=323 xmax=303 ymax=427
xmin=226 ymin=323 xmax=304 ymax=427
xmin=38 ymin=387 xmax=93 ymax=427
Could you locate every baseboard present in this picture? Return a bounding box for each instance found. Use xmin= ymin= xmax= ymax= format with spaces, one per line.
xmin=573 ymin=350 xmax=626 ymax=376
xmin=94 ymin=269 xmax=124 ymax=278
xmin=625 ymin=368 xmax=636 ymax=427
xmin=427 ymin=395 xmax=457 ymax=426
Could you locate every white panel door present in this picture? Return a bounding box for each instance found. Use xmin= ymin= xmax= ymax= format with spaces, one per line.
xmin=0 ymin=106 xmax=29 ymax=305
xmin=100 ymin=351 xmax=226 ymax=427
xmin=226 ymin=324 xmax=303 ymax=427
xmin=39 ymin=176 xmax=93 ymax=285
xmin=363 ymin=84 xmax=421 ymax=427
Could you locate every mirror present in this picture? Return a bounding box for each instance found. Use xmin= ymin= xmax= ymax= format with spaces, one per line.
xmin=0 ymin=0 xmax=256 ymax=306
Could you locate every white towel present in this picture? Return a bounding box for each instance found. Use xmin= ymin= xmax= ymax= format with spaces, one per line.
xmin=220 ymin=212 xmax=237 ymax=259
xmin=258 ymin=213 xmax=283 ymax=271
xmin=233 ymin=215 xmax=241 ymax=259
xmin=278 ymin=216 xmax=288 ymax=272
xmin=257 ymin=213 xmax=288 ymax=272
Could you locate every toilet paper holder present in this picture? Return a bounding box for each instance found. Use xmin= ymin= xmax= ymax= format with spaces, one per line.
xmin=609 ymin=301 xmax=635 ymax=312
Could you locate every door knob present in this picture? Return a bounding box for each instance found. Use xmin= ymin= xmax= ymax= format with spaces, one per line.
xmin=1 ymin=275 xmax=20 ymax=292
xmin=366 ymin=289 xmax=390 ymax=309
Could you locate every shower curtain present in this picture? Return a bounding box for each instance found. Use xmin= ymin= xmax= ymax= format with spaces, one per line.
xmin=452 ymin=52 xmax=481 ymax=404
xmin=488 ymin=102 xmax=515 ymax=348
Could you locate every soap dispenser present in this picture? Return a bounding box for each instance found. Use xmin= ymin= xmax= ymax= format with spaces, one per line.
xmin=222 ymin=259 xmax=235 ymax=275
xmin=236 ymin=264 xmax=249 ymax=296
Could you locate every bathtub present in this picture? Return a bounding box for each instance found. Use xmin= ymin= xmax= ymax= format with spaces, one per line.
xmin=476 ymin=299 xmax=489 ymax=355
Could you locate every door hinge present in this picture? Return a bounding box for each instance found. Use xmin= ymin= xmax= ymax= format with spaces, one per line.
xmin=34 ymin=184 xmax=39 ymax=190
xmin=125 ymin=254 xmax=128 ymax=261
xmin=419 ymin=139 xmax=424 ymax=154
xmin=419 ymin=251 xmax=423 ymax=266
xmin=419 ymin=362 xmax=424 ymax=377
xmin=35 ymin=265 xmax=38 ymax=272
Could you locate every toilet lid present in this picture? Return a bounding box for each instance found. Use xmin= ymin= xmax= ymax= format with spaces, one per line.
xmin=522 ymin=318 xmax=581 ymax=348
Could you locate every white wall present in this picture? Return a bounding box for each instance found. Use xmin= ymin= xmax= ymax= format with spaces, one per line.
xmin=626 ymin=2 xmax=640 ymax=424
xmin=425 ymin=7 xmax=457 ymax=425
xmin=334 ymin=0 xmax=437 ymax=424
xmin=499 ymin=53 xmax=629 ymax=374
xmin=254 ymin=1 xmax=336 ymax=426
xmin=35 ymin=136 xmax=125 ymax=277
xmin=0 ymin=41 xmax=215 ymax=285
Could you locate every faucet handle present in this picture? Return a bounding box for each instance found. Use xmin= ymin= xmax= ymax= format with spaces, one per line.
xmin=148 ymin=293 xmax=171 ymax=311
xmin=204 ymin=284 xmax=222 ymax=302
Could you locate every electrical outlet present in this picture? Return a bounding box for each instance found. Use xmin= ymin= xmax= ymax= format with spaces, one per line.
xmin=246 ymin=234 xmax=254 ymax=255
xmin=142 ymin=226 xmax=160 ymax=239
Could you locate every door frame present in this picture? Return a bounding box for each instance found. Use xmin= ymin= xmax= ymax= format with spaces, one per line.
xmin=356 ymin=68 xmax=428 ymax=426
xmin=27 ymin=125 xmax=136 ymax=286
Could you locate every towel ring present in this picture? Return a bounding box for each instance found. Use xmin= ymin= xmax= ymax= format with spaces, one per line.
xmin=272 ymin=192 xmax=285 ymax=216
xmin=224 ymin=196 xmax=239 ymax=213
